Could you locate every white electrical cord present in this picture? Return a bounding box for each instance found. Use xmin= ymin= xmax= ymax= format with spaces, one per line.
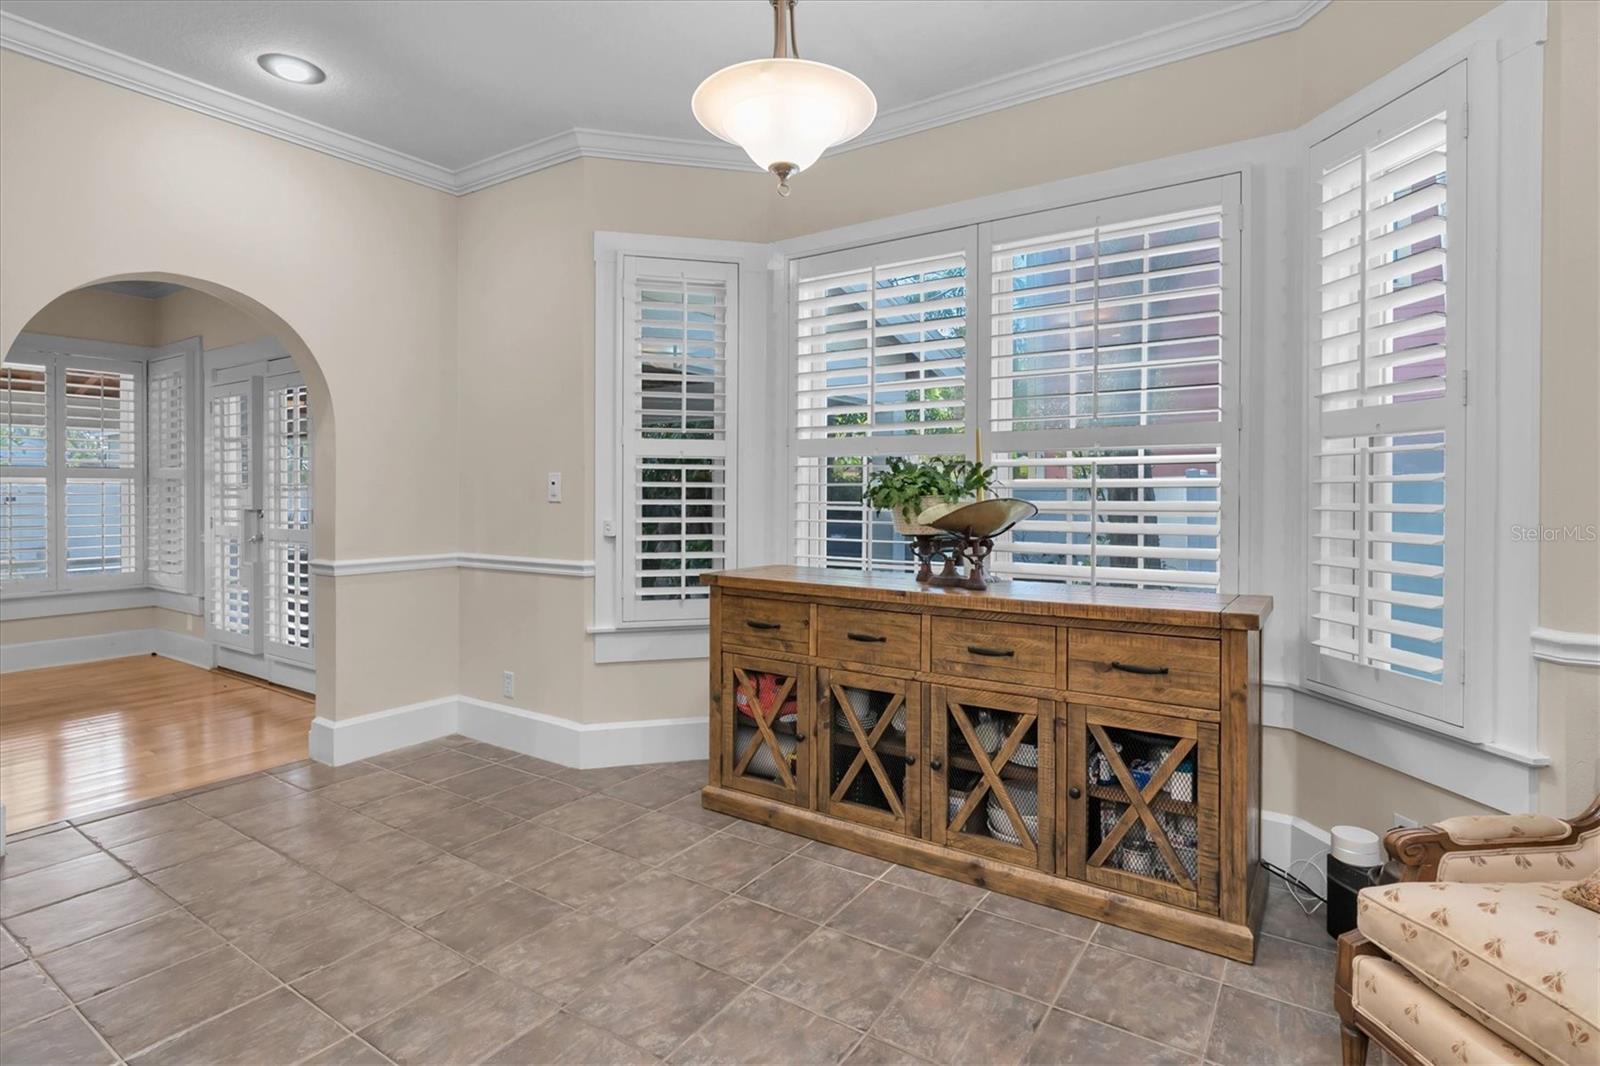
xmin=1285 ymin=849 xmax=1329 ymax=915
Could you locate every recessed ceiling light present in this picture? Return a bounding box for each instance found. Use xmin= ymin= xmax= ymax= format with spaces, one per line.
xmin=257 ymin=53 xmax=325 ymax=85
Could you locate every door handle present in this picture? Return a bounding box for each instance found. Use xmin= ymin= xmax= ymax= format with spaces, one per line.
xmin=1111 ymin=661 xmax=1169 ymax=676
xmin=929 ymin=757 xmax=943 ymax=771
xmin=903 ymin=752 xmax=916 ymax=765
xmin=1068 ymin=786 xmax=1082 ymax=799
xmin=846 ymin=632 xmax=886 ymax=643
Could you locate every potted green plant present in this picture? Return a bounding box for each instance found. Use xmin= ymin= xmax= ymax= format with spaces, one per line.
xmin=863 ymin=456 xmax=1001 ymax=536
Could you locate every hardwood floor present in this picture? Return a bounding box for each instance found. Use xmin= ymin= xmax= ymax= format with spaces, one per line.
xmin=0 ymin=655 xmax=313 ymax=833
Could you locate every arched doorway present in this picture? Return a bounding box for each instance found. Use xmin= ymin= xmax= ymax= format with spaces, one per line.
xmin=0 ymin=273 xmax=339 ymax=830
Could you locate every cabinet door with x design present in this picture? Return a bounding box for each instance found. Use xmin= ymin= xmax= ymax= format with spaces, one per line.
xmin=721 ymin=653 xmax=812 ymax=808
xmin=1063 ymin=704 xmax=1220 ymax=913
xmin=817 ymin=668 xmax=922 ymax=837
xmin=928 ymin=685 xmax=1055 ymax=872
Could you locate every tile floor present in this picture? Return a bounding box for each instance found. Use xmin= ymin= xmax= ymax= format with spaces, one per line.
xmin=0 ymin=739 xmax=1349 ymax=1065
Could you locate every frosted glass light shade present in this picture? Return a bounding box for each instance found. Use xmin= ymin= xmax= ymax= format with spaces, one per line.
xmin=693 ymin=58 xmax=877 ymax=174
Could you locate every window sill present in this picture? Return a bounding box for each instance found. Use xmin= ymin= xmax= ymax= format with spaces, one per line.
xmin=0 ymin=586 xmax=202 ymax=622
xmin=1262 ymin=677 xmax=1548 ymax=813
xmin=588 ymin=623 xmax=709 ymax=664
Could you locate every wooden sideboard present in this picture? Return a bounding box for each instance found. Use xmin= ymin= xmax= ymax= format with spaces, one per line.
xmin=700 ymin=566 xmax=1272 ymax=962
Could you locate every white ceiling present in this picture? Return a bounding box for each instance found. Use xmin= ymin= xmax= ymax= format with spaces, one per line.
xmin=0 ymin=0 xmax=1326 ymax=193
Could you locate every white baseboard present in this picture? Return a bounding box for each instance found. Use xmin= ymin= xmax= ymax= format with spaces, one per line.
xmin=1260 ymin=810 xmax=1332 ymax=895
xmin=309 ymin=696 xmax=459 ymax=766
xmin=458 ymin=696 xmax=707 ymax=768
xmin=308 ymin=694 xmax=707 ymax=770
xmin=153 ymin=629 xmax=216 ymax=670
xmin=1 ymin=629 xmax=162 ymax=672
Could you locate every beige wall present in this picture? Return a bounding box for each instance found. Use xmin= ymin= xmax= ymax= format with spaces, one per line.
xmin=0 ymin=51 xmax=462 ymax=719
xmin=20 ymin=288 xmax=159 ymax=347
xmin=156 ymin=287 xmax=270 ymax=350
xmin=1535 ymin=0 xmax=1600 ymax=818
xmin=452 ymin=157 xmax=769 ymax=715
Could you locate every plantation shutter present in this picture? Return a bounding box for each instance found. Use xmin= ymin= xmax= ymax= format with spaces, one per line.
xmin=1306 ymin=67 xmax=1465 ymax=726
xmin=146 ymin=353 xmax=188 ymax=591
xmin=792 ymin=229 xmax=972 ymax=570
xmin=61 ymin=359 xmax=141 ymax=583
xmin=619 ymin=256 xmax=737 ymax=623
xmin=983 ymin=178 xmax=1238 ymax=591
xmin=265 ymin=374 xmax=313 ymax=659
xmin=1 ymin=362 xmax=51 ymax=587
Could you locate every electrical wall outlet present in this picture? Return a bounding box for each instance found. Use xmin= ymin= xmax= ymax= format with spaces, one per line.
xmin=502 ymin=671 xmax=515 ymax=699
xmin=1392 ymin=812 xmax=1419 ymax=829
xmin=546 ymin=472 xmax=562 ymax=503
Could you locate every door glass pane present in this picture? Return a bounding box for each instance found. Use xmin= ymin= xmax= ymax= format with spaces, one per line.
xmin=944 ymin=699 xmax=1039 ymax=849
xmin=1085 ymin=724 xmax=1198 ymax=884
xmin=731 ymin=667 xmax=800 ymax=789
xmin=828 ymin=682 xmax=908 ymax=818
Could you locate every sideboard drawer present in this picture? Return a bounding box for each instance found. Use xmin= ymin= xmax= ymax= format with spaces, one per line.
xmin=817 ymin=605 xmax=921 ymax=670
xmin=931 ymin=616 xmax=1057 ymax=687
xmin=723 ymin=596 xmax=810 ymax=654
xmin=1067 ymin=629 xmax=1220 ymax=710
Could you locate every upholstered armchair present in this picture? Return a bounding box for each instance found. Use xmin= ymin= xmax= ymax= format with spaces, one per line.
xmin=1334 ymin=797 xmax=1600 ymax=1066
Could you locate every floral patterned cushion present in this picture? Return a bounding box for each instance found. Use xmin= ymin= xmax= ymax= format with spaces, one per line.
xmin=1437 ymin=829 xmax=1600 ymax=884
xmin=1358 ymin=879 xmax=1599 ymax=1065
xmin=1564 ymin=876 xmax=1600 ymax=916
xmin=1352 ymin=954 xmax=1533 ymax=1065
xmin=1439 ymin=815 xmax=1575 ymax=846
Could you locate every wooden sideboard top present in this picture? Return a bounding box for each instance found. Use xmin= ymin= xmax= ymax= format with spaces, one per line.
xmin=702 ymin=566 xmax=1272 ymax=630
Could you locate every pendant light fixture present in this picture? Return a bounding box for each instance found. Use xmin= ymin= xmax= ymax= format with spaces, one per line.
xmin=692 ymin=0 xmax=877 ymax=196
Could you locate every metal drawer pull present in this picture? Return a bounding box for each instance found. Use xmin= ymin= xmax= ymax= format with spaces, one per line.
xmin=846 ymin=632 xmax=886 ymax=643
xmin=967 ymin=645 xmax=1015 ymax=658
xmin=745 ymin=620 xmax=781 ymax=630
xmin=1111 ymin=660 xmax=1170 ymax=676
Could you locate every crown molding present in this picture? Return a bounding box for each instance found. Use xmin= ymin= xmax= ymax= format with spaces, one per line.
xmin=2 ymin=0 xmax=1327 ymax=197
xmin=0 ymin=11 xmax=458 ymax=192
xmin=845 ymin=0 xmax=1329 ymax=153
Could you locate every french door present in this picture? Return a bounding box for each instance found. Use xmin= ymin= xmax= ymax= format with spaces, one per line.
xmin=205 ymin=358 xmax=313 ymax=688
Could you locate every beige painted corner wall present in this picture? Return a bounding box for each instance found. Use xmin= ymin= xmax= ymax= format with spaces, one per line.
xmin=0 ymin=51 xmax=462 ymax=719
xmin=453 ymin=157 xmax=769 ymax=714
xmin=19 ymin=288 xmax=160 ymax=347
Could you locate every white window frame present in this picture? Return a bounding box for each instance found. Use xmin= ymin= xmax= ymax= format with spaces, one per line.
xmin=2 ymin=335 xmax=148 ymax=596
xmin=1302 ymin=68 xmax=1468 ymax=730
xmin=784 ymin=177 xmax=1244 ymax=593
xmin=1292 ymin=2 xmax=1546 ymax=768
xmin=2 ymin=334 xmax=203 ymax=617
xmin=593 ymin=232 xmax=776 ymax=663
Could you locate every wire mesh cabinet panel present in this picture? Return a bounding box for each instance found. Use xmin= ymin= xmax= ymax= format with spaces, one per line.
xmin=928 ymin=685 xmax=1055 ymax=873
xmin=817 ymin=667 xmax=922 ymax=837
xmin=720 ymin=652 xmax=813 ymax=809
xmin=1062 ymin=703 xmax=1220 ymax=913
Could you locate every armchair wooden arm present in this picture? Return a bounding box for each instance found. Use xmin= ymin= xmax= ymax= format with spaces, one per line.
xmin=1384 ymin=795 xmax=1600 ymax=882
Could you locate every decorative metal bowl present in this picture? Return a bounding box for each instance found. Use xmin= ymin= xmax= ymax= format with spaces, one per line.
xmin=919 ymin=497 xmax=1038 ymax=539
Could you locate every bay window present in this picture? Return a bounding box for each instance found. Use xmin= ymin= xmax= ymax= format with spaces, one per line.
xmin=790 ymin=177 xmax=1241 ymax=591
